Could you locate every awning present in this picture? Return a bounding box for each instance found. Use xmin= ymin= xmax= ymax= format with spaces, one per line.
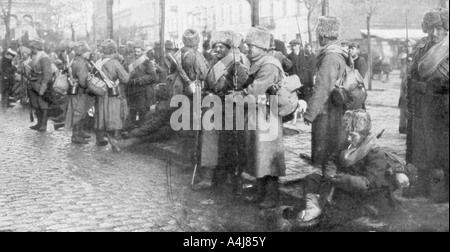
xmin=360 ymin=29 xmax=426 ymax=40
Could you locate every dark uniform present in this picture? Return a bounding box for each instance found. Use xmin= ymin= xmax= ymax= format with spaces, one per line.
xmin=0 ymin=51 xmax=17 ymax=108
xmin=28 ymin=42 xmax=53 ymax=132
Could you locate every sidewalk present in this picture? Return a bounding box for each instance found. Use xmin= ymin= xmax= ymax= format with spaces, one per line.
xmin=132 ymin=71 xmax=448 ymax=232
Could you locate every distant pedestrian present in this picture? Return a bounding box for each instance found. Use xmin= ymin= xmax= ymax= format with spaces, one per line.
xmin=348 ymin=42 xmax=368 ymax=79
xmin=1 ymin=49 xmax=18 ymax=108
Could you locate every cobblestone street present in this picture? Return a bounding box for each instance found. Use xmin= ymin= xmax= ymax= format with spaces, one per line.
xmin=0 ymin=107 xmax=267 ymax=232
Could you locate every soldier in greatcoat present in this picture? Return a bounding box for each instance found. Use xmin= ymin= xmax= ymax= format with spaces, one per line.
xmin=408 ymin=8 xmax=449 ymax=202
xmin=64 ymin=41 xmax=94 ymax=144
xmin=125 ymin=39 xmax=158 ymax=127
xmin=94 ymin=39 xmax=130 ymax=146
xmin=28 ymin=39 xmax=54 ymax=132
xmin=304 ymin=17 xmax=349 ymax=172
xmin=191 ymin=31 xmax=249 ymax=196
xmin=234 ymin=27 xmax=286 ymax=209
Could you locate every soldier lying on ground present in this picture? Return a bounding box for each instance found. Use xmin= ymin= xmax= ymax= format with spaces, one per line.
xmin=108 ymin=83 xmax=174 ymax=152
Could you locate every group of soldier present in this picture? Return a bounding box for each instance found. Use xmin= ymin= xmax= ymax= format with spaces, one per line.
xmin=0 ymin=6 xmax=448 ymax=229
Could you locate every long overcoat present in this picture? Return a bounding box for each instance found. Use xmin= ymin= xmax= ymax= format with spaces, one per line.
xmin=94 ymin=55 xmax=130 ymax=131
xmin=65 ymin=55 xmax=94 ymax=129
xmin=28 ymin=51 xmax=53 ymax=110
xmin=243 ymin=54 xmax=286 ymax=179
xmin=304 ymin=41 xmax=348 ymax=172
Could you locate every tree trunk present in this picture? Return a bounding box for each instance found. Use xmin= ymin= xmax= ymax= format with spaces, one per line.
xmin=106 ymin=0 xmax=114 ymax=39
xmin=2 ymin=0 xmax=14 ymax=49
xmin=307 ymin=12 xmax=312 ymax=44
xmin=321 ymin=0 xmax=328 ymax=16
xmin=160 ymin=0 xmax=166 ymax=67
xmin=367 ymin=15 xmax=372 ymax=91
xmin=251 ymin=0 xmax=260 ymax=27
xmin=71 ymin=23 xmax=76 ymax=41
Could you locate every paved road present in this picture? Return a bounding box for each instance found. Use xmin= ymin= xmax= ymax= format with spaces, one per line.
xmin=0 ymin=107 xmax=267 ymax=232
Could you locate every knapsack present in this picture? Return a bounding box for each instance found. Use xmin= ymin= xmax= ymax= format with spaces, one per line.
xmin=268 ymin=74 xmax=302 ymax=117
xmin=331 ymin=56 xmax=368 ymax=110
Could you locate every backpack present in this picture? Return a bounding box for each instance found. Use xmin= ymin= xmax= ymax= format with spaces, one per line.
xmin=331 ymin=56 xmax=368 ymax=110
xmin=268 ymin=74 xmax=302 ymax=117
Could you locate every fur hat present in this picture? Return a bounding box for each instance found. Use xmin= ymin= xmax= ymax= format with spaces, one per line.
xmin=20 ymin=47 xmax=31 ymax=55
xmin=134 ymin=39 xmax=145 ymax=50
xmin=155 ymin=83 xmax=170 ymax=100
xmin=73 ymin=41 xmax=90 ymax=56
xmin=228 ymin=31 xmax=244 ymax=48
xmin=165 ymin=40 xmax=175 ymax=51
xmin=315 ymin=16 xmax=342 ymax=38
xmin=101 ymin=39 xmax=117 ymax=55
xmin=182 ymin=29 xmax=200 ymax=48
xmin=289 ymin=39 xmax=302 ymax=45
xmin=422 ymin=8 xmax=449 ymax=33
xmin=245 ymin=27 xmax=272 ymax=50
xmin=30 ymin=38 xmax=45 ymax=51
xmin=343 ymin=109 xmax=372 ymax=136
xmin=210 ymin=31 xmax=233 ymax=49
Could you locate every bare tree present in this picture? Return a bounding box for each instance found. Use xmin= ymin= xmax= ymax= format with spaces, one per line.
xmin=50 ymin=0 xmax=91 ymax=41
xmin=0 ymin=0 xmax=14 ymax=48
xmin=304 ymin=0 xmax=321 ymax=44
xmin=106 ymin=0 xmax=114 ymax=39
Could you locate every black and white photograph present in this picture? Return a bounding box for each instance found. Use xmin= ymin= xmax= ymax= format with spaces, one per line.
xmin=0 ymin=0 xmax=448 ymax=234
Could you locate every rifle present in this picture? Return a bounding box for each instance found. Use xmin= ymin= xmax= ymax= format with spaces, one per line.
xmin=23 ymin=73 xmax=34 ymax=123
xmin=191 ymin=74 xmax=202 ymax=186
xmin=88 ymin=60 xmax=116 ymax=89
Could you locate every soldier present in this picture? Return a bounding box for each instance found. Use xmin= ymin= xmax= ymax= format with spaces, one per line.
xmin=125 ymin=39 xmax=158 ymax=127
xmin=408 ymin=8 xmax=449 ymax=202
xmin=94 ymin=39 xmax=130 ymax=146
xmin=1 ymin=49 xmax=18 ymax=108
xmin=108 ymin=83 xmax=174 ymax=152
xmin=268 ymin=36 xmax=292 ymax=73
xmin=64 ymin=41 xmax=94 ymax=145
xmin=168 ymin=28 xmax=208 ymax=97
xmin=16 ymin=47 xmax=32 ymax=105
xmin=238 ymin=27 xmax=286 ymax=209
xmin=28 ymin=39 xmax=54 ymax=132
xmin=303 ymin=17 xmax=349 ymax=179
xmin=192 ymin=31 xmax=249 ymax=195
xmin=398 ymin=40 xmax=416 ymax=135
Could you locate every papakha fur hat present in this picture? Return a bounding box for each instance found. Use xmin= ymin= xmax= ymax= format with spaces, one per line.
xmin=133 ymin=39 xmax=145 ymax=50
xmin=20 ymin=46 xmax=31 ymax=55
xmin=210 ymin=31 xmax=233 ymax=49
xmin=343 ymin=109 xmax=372 ymax=136
xmin=30 ymin=38 xmax=45 ymax=51
xmin=315 ymin=16 xmax=342 ymax=38
xmin=182 ymin=29 xmax=200 ymax=48
xmin=101 ymin=39 xmax=117 ymax=55
xmin=165 ymin=40 xmax=175 ymax=50
xmin=73 ymin=41 xmax=90 ymax=56
xmin=245 ymin=27 xmax=272 ymax=50
xmin=422 ymin=8 xmax=449 ymax=33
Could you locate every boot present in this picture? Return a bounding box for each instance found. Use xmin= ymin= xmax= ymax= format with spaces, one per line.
xmin=96 ymin=131 xmax=109 ymax=146
xmin=72 ymin=125 xmax=89 ymax=145
xmin=37 ymin=109 xmax=48 ymax=132
xmin=191 ymin=167 xmax=216 ymax=191
xmin=245 ymin=178 xmax=267 ymax=204
xmin=78 ymin=123 xmax=91 ymax=139
xmin=259 ymin=176 xmax=280 ymax=209
xmin=30 ymin=110 xmax=42 ymax=130
xmin=294 ymin=193 xmax=322 ymax=228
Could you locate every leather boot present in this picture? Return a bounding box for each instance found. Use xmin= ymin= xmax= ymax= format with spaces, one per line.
xmin=37 ymin=109 xmax=48 ymax=132
xmin=259 ymin=177 xmax=280 ymax=209
xmin=96 ymin=131 xmax=109 ymax=146
xmin=245 ymin=177 xmax=267 ymax=204
xmin=30 ymin=110 xmax=42 ymax=130
xmin=78 ymin=123 xmax=91 ymax=139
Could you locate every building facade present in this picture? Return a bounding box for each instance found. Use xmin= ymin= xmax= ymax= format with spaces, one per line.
xmin=0 ymin=0 xmax=50 ymax=41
